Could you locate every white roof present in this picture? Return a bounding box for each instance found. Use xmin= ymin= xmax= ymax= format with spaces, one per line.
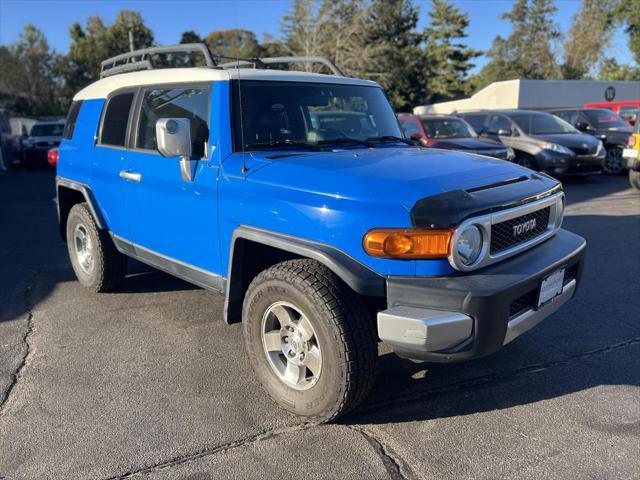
xmin=74 ymin=67 xmax=377 ymax=100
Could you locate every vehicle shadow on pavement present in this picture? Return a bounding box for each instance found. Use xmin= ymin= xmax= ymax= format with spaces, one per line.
xmin=115 ymin=260 xmax=199 ymax=294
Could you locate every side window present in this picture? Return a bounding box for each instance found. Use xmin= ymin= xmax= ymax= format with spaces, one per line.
xmin=461 ymin=114 xmax=488 ymax=133
xmin=62 ymin=101 xmax=83 ymax=140
xmin=399 ymin=119 xmax=422 ymax=138
xmin=489 ymin=115 xmax=515 ymax=135
xmin=136 ymin=87 xmax=209 ymax=158
xmin=100 ymin=92 xmax=134 ymax=147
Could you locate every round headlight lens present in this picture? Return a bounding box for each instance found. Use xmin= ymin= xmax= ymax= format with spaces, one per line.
xmin=457 ymin=225 xmax=483 ymax=266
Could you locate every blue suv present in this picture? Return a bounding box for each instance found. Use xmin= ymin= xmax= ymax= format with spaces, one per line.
xmin=56 ymin=44 xmax=586 ymax=421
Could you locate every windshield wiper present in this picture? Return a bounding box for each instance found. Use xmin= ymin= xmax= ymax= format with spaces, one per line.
xmin=245 ymin=139 xmax=322 ymax=151
xmin=316 ymin=137 xmax=372 ymax=148
xmin=366 ymin=135 xmax=419 ymax=146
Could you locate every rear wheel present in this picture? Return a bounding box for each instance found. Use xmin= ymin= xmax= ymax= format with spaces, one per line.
xmin=603 ymin=147 xmax=624 ymax=174
xmin=66 ymin=203 xmax=127 ymax=292
xmin=242 ymin=259 xmax=377 ymax=422
xmin=629 ymin=170 xmax=640 ymax=190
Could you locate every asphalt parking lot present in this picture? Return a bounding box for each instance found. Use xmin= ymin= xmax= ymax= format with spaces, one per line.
xmin=0 ymin=169 xmax=639 ymax=480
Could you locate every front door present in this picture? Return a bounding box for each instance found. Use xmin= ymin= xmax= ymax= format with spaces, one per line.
xmin=121 ymin=84 xmax=222 ymax=285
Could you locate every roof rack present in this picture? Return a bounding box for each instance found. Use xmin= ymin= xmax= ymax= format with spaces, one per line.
xmin=218 ymin=56 xmax=343 ymax=76
xmin=100 ymin=43 xmax=217 ymax=78
xmin=100 ymin=43 xmax=344 ymax=79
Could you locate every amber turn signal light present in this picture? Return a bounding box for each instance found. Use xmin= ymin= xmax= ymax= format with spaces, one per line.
xmin=363 ymin=228 xmax=453 ymax=259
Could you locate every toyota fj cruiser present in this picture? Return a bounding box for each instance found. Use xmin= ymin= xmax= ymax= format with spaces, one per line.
xmin=57 ymin=44 xmax=586 ymax=422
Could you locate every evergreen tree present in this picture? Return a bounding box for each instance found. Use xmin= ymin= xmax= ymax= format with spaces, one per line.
xmin=0 ymin=25 xmax=60 ymax=116
xmin=60 ymin=11 xmax=154 ymax=105
xmin=475 ymin=0 xmax=560 ymax=89
xmin=423 ymin=0 xmax=481 ymax=102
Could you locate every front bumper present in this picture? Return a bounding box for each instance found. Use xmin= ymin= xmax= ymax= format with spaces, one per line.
xmin=377 ymin=229 xmax=586 ymax=362
xmin=536 ymin=150 xmax=603 ymax=176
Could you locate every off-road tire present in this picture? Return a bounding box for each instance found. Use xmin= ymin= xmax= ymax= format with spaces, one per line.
xmin=242 ymin=259 xmax=377 ymax=422
xmin=66 ymin=203 xmax=127 ymax=292
xmin=630 ymin=169 xmax=640 ymax=190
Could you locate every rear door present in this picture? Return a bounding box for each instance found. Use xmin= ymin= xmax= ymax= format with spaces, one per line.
xmin=121 ymin=83 xmax=222 ymax=281
xmin=91 ymin=90 xmax=136 ymax=238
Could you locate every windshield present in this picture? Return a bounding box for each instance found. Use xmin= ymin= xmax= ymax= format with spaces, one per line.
xmin=510 ymin=113 xmax=578 ymax=135
xmin=31 ymin=124 xmax=64 ymax=137
xmin=422 ymin=118 xmax=476 ymax=139
xmin=582 ymin=109 xmax=629 ymax=129
xmin=231 ymin=80 xmax=403 ymax=151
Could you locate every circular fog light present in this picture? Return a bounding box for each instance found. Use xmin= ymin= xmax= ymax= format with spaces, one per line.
xmin=457 ymin=225 xmax=483 ymax=266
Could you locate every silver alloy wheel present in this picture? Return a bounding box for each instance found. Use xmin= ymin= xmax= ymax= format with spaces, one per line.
xmin=261 ymin=301 xmax=322 ymax=390
xmin=73 ymin=224 xmax=94 ymax=275
xmin=604 ymin=147 xmax=624 ymax=174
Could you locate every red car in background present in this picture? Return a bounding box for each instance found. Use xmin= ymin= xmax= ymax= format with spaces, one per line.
xmin=584 ymin=101 xmax=639 ymax=126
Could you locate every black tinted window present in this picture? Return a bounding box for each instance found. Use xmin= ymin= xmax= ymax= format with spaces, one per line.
xmin=231 ymin=81 xmax=401 ymax=151
xmin=100 ymin=92 xmax=134 ymax=146
xmin=31 ymin=123 xmax=64 ymax=136
xmin=63 ymin=101 xmax=82 ymax=140
xmin=461 ymin=114 xmax=487 ymax=132
xmin=136 ymin=87 xmax=209 ymax=158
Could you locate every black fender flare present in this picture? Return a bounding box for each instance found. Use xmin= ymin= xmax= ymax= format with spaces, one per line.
xmin=224 ymin=225 xmax=386 ymax=324
xmin=56 ymin=176 xmax=107 ymax=230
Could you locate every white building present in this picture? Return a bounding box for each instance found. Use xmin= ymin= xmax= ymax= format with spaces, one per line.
xmin=414 ymin=79 xmax=640 ymax=115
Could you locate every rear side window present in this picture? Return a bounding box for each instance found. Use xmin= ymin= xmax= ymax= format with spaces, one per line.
xmin=100 ymin=92 xmax=134 ymax=147
xmin=136 ymin=87 xmax=209 ymax=158
xmin=62 ymin=101 xmax=82 ymax=140
xmin=461 ymin=114 xmax=487 ymax=133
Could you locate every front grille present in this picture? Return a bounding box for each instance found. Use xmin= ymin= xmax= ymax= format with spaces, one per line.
xmin=570 ymin=145 xmax=597 ymax=156
xmin=490 ymin=207 xmax=550 ymax=254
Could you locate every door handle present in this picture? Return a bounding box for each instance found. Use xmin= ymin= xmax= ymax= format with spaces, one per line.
xmin=119 ymin=170 xmax=142 ymax=182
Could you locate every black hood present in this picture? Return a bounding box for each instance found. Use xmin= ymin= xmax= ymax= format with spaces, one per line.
xmin=533 ymin=133 xmax=599 ymax=150
xmin=430 ymin=137 xmax=506 ymax=151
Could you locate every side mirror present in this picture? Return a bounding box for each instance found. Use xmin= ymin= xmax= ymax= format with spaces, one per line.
xmin=497 ymin=128 xmax=512 ymax=136
xmin=574 ymin=121 xmax=590 ymax=131
xmin=156 ymin=118 xmax=196 ymax=182
xmin=410 ymin=132 xmax=424 ymax=141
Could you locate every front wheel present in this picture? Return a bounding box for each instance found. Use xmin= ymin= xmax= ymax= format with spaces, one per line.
xmin=242 ymin=259 xmax=377 ymax=422
xmin=516 ymin=154 xmax=538 ymax=170
xmin=630 ymin=169 xmax=640 ymax=190
xmin=603 ymin=147 xmax=624 ymax=174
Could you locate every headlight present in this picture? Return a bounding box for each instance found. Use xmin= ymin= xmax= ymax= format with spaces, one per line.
xmin=537 ymin=141 xmax=572 ymax=155
xmin=506 ymin=147 xmax=516 ymax=160
xmin=456 ymin=225 xmax=483 ymax=266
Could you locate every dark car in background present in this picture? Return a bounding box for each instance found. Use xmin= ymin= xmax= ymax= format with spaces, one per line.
xmin=21 ymin=120 xmax=65 ymax=167
xmin=548 ymin=108 xmax=633 ymax=174
xmin=397 ymin=114 xmax=515 ymax=161
xmin=458 ymin=110 xmax=605 ymax=176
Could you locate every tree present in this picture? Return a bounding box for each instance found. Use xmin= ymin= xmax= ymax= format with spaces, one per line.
xmin=422 ymin=0 xmax=481 ymax=102
xmin=561 ymin=0 xmax=616 ymax=79
xmin=205 ymin=29 xmax=263 ymax=59
xmin=611 ymin=0 xmax=640 ymax=65
xmin=0 ymin=25 xmax=60 ymax=116
xmin=281 ymin=0 xmax=333 ymax=71
xmin=599 ymin=57 xmax=640 ymax=80
xmin=475 ymin=0 xmax=560 ymax=89
xmin=60 ymin=11 xmax=154 ymax=105
xmin=179 ymin=31 xmax=203 ymax=44
xmin=357 ymin=0 xmax=424 ymax=110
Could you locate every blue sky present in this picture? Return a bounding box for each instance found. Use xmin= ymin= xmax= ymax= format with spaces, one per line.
xmin=0 ymin=0 xmax=632 ymax=72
